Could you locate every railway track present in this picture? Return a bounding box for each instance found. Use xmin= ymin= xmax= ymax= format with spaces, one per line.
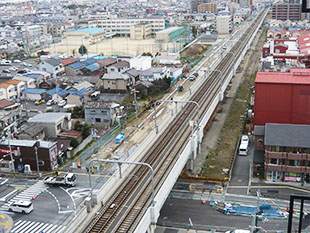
xmin=84 ymin=9 xmax=267 ymax=233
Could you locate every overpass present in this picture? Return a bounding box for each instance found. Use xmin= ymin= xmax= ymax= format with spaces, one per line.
xmin=64 ymin=8 xmax=269 ymax=233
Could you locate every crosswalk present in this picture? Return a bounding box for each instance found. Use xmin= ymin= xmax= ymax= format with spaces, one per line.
xmin=2 ymin=180 xmax=47 ymax=209
xmin=11 ymin=220 xmax=65 ymax=233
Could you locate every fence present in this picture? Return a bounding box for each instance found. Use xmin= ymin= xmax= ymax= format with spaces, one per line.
xmin=79 ymin=124 xmax=122 ymax=165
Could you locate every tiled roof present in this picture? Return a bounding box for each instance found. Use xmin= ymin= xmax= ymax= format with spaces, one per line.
xmin=97 ymin=58 xmax=117 ymax=67
xmin=68 ymin=62 xmax=86 ymax=70
xmin=0 ymin=99 xmax=14 ymax=109
xmin=60 ymin=58 xmax=77 ymax=65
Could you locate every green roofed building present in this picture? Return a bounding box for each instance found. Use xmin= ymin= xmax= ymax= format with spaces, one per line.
xmin=155 ymin=26 xmax=189 ymax=43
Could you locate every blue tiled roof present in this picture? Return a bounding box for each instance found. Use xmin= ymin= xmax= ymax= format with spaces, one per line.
xmin=25 ymin=73 xmax=41 ymax=79
xmin=68 ymin=62 xmax=86 ymax=70
xmin=84 ymin=58 xmax=97 ymax=65
xmin=24 ymin=88 xmax=46 ymax=94
xmin=47 ymin=88 xmax=64 ymax=96
xmin=68 ymin=28 xmax=105 ymax=34
xmin=85 ymin=64 xmax=99 ymax=71
xmin=79 ymin=88 xmax=89 ymax=94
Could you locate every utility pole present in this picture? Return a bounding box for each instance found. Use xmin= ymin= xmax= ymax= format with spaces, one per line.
xmin=7 ymin=131 xmax=15 ymax=173
xmin=34 ymin=142 xmax=41 ymax=178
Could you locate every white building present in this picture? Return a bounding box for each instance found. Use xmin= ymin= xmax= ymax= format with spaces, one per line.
xmin=216 ymin=15 xmax=232 ymax=34
xmin=130 ymin=56 xmax=152 ymax=71
xmin=38 ymin=58 xmax=65 ymax=78
xmin=88 ymin=18 xmax=165 ymax=37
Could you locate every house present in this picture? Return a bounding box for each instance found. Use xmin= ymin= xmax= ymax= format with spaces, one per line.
xmin=169 ymin=67 xmax=183 ymax=79
xmin=0 ymin=82 xmax=18 ymax=101
xmin=72 ymin=81 xmax=94 ymax=91
xmin=254 ymin=123 xmax=310 ymax=184
xmin=0 ymin=99 xmax=21 ymax=135
xmin=13 ymin=75 xmax=36 ymax=89
xmin=107 ymin=61 xmax=130 ymax=73
xmin=0 ymin=139 xmax=58 ymax=171
xmin=38 ymin=80 xmax=55 ymax=90
xmin=130 ymin=56 xmax=152 ymax=71
xmin=125 ymin=68 xmax=141 ymax=82
xmin=66 ymin=94 xmax=82 ymax=107
xmin=97 ymin=58 xmax=117 ymax=69
xmin=84 ymin=101 xmax=123 ymax=125
xmin=60 ymin=58 xmax=77 ymax=67
xmin=38 ymin=58 xmax=65 ymax=78
xmin=101 ymin=72 xmax=132 ymax=93
xmin=65 ymin=62 xmax=86 ymax=76
xmin=139 ymin=67 xmax=169 ymax=82
xmin=24 ymin=73 xmax=45 ymax=85
xmin=23 ymin=88 xmax=46 ymax=101
xmin=18 ymin=122 xmax=46 ymax=140
xmin=5 ymin=79 xmax=26 ymax=99
xmin=28 ymin=113 xmax=72 ymax=138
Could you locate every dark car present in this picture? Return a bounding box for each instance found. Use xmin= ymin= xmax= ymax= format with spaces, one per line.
xmin=17 ymin=70 xmax=27 ymax=74
xmin=193 ymin=72 xmax=198 ymax=77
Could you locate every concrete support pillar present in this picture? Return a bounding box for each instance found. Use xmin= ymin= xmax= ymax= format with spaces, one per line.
xmin=147 ymin=224 xmax=155 ymax=233
xmin=219 ymin=88 xmax=224 ymax=101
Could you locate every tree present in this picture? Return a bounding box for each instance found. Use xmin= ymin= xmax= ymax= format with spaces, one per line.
xmin=70 ymin=138 xmax=79 ymax=148
xmin=142 ymin=52 xmax=153 ymax=57
xmin=78 ymin=45 xmax=87 ymax=55
xmin=192 ymin=26 xmax=197 ymax=38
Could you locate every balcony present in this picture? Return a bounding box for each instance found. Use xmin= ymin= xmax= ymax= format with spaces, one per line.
xmin=265 ymin=151 xmax=286 ymax=159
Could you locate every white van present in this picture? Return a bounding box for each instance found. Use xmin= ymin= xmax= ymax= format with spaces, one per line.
xmin=239 ymin=142 xmax=248 ymax=155
xmin=8 ymin=201 xmax=33 ymax=214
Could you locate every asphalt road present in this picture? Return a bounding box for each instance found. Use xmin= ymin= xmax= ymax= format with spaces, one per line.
xmin=157 ymin=198 xmax=310 ymax=232
xmin=227 ymin=136 xmax=254 ymax=195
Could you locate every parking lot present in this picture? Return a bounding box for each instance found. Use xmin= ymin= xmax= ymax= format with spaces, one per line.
xmin=0 ymin=58 xmax=39 ymax=77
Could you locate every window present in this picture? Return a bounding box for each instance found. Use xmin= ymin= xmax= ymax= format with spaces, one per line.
xmin=257 ymin=139 xmax=263 ymax=146
xmin=95 ymin=118 xmax=101 ymax=122
xmin=289 ymin=160 xmax=299 ymax=166
xmin=57 ymin=124 xmax=61 ymax=130
xmin=270 ymin=158 xmax=279 ymax=165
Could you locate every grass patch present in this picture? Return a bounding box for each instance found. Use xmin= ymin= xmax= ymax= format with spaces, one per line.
xmin=200 ymin=74 xmax=256 ymax=179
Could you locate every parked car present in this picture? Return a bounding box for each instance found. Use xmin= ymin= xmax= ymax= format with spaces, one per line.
xmin=13 ymin=59 xmax=21 ymax=63
xmin=34 ymin=58 xmax=40 ymax=62
xmin=189 ymin=75 xmax=196 ymax=81
xmin=46 ymin=99 xmax=54 ymax=106
xmin=193 ymin=72 xmax=198 ymax=77
xmin=22 ymin=62 xmax=32 ymax=67
xmin=9 ymin=66 xmax=18 ymax=71
xmin=2 ymin=69 xmax=10 ymax=73
xmin=17 ymin=70 xmax=28 ymax=74
xmin=0 ymin=59 xmax=11 ymax=65
xmin=35 ymin=100 xmax=44 ymax=105
xmin=58 ymin=100 xmax=66 ymax=107
xmin=8 ymin=201 xmax=33 ymax=214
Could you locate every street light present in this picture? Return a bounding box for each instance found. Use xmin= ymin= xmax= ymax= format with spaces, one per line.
xmin=153 ymin=99 xmax=200 ymax=134
xmin=87 ymin=159 xmax=155 ymax=207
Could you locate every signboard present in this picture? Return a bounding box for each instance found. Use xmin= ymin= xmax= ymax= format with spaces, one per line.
xmin=285 ymin=176 xmax=297 ymax=182
xmin=0 ymin=149 xmax=14 ymax=154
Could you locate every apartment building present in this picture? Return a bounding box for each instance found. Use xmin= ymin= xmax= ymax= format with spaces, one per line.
xmin=197 ymin=3 xmax=218 ymax=13
xmin=88 ymin=18 xmax=165 ymax=37
xmin=216 ymin=15 xmax=232 ymax=34
xmin=190 ymin=0 xmax=211 ymax=12
xmin=272 ymin=3 xmax=301 ymax=21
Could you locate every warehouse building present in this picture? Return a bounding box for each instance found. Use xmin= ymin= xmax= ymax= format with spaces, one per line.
xmin=254 ymin=68 xmax=310 ymax=126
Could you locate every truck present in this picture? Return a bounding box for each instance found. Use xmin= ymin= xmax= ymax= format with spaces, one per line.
xmin=43 ymin=173 xmax=77 ymax=186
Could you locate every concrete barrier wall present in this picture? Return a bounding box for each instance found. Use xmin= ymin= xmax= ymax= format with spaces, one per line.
xmin=63 ymin=206 xmax=88 ymax=233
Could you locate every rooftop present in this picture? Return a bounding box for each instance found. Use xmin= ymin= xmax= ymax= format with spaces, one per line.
xmin=102 ymin=71 xmax=130 ymax=80
xmin=255 ymin=68 xmax=310 ymax=85
xmin=60 ymin=58 xmax=77 ymax=66
xmin=19 ymin=123 xmax=46 ymax=137
xmin=85 ymin=101 xmax=120 ymax=109
xmin=69 ymin=28 xmax=105 ymax=34
xmin=28 ymin=113 xmax=71 ymax=124
xmin=265 ymin=123 xmax=310 ymax=148
xmin=0 ymin=99 xmax=15 ymax=109
xmin=97 ymin=58 xmax=117 ymax=67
